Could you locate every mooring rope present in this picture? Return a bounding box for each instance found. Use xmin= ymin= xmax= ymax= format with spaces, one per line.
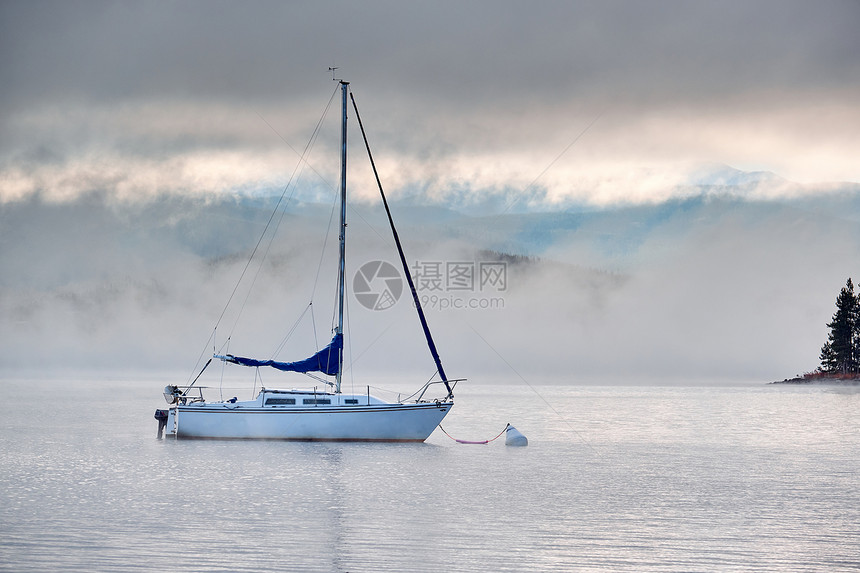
xmin=439 ymin=423 xmax=510 ymax=444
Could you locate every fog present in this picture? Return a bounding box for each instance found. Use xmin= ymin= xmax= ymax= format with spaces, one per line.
xmin=2 ymin=185 xmax=858 ymax=384
xmin=3 ymin=1 xmax=859 ymax=384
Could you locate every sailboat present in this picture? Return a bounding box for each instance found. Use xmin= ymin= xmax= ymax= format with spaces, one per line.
xmin=155 ymin=81 xmax=457 ymax=441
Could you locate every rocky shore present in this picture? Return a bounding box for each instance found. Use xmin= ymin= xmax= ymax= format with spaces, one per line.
xmin=772 ymin=374 xmax=860 ymax=385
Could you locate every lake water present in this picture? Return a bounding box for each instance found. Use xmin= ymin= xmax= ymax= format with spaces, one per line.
xmin=1 ymin=376 xmax=859 ymax=572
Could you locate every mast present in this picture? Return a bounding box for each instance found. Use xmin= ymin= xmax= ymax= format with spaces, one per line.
xmin=335 ymin=80 xmax=349 ymax=393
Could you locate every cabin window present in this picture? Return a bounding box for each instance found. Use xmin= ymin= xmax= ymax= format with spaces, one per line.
xmin=344 ymin=399 xmax=359 ymax=404
xmin=303 ymin=398 xmax=331 ymax=405
xmin=265 ymin=398 xmax=296 ymax=405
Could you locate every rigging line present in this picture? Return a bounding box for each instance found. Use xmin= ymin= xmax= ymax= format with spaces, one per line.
xmin=186 ymin=330 xmax=217 ymax=384
xmin=496 ymin=110 xmax=604 ymax=217
xmin=225 ymin=190 xmax=296 ymax=336
xmin=225 ymin=89 xmax=338 ymax=342
xmin=189 ymin=358 xmax=212 ymax=388
xmin=462 ymin=319 xmax=599 ymax=455
xmin=193 ymin=183 xmax=295 ymax=379
xmin=188 ymin=86 xmax=340 ymax=383
xmin=310 ymin=302 xmax=319 ymax=357
xmin=213 ymin=183 xmax=292 ymax=337
xmin=224 ymin=179 xmax=299 ymax=341
xmin=347 ymin=203 xmax=393 ymax=249
xmin=259 ymin=88 xmax=340 ymax=355
xmin=311 ymin=178 xmax=341 ymax=301
xmin=330 ymin=258 xmax=340 ymax=333
xmin=341 ymin=320 xmax=397 ymax=374
xmin=344 ymin=284 xmax=355 ymax=393
xmin=400 ymin=370 xmax=439 ymax=403
xmin=277 ymin=125 xmax=391 ymax=266
xmin=219 ymin=337 xmax=231 ymax=402
xmin=255 ymin=84 xmax=341 ymax=193
xmin=350 ymin=88 xmax=451 ymax=395
xmin=255 ymin=87 xmax=342 ymax=318
xmin=270 ymin=302 xmax=313 ymax=359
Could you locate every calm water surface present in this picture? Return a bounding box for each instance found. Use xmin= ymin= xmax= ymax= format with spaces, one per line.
xmin=1 ymin=376 xmax=858 ymax=572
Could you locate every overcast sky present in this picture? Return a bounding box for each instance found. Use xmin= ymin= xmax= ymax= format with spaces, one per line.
xmin=2 ymin=1 xmax=860 ymax=381
xmin=2 ymin=0 xmax=859 ymax=207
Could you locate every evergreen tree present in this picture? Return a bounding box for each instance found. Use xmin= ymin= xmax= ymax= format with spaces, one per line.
xmin=820 ymin=278 xmax=860 ymax=374
xmin=819 ymin=340 xmax=837 ymax=373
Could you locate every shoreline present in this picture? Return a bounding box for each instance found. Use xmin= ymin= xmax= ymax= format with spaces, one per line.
xmin=771 ymin=375 xmax=860 ymax=385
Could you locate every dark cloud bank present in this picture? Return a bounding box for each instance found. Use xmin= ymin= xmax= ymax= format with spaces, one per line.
xmin=3 ymin=0 xmax=859 ymax=201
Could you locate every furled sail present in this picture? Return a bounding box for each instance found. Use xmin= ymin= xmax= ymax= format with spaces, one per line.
xmin=220 ymin=333 xmax=343 ymax=376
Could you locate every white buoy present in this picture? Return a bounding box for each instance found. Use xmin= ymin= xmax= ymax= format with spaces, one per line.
xmin=505 ymin=424 xmax=528 ymax=447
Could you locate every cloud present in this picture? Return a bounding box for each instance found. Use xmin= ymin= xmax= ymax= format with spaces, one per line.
xmin=3 ymin=2 xmax=860 ymax=384
xmin=2 ymin=1 xmax=859 ymax=207
xmin=3 ymin=191 xmax=859 ymax=383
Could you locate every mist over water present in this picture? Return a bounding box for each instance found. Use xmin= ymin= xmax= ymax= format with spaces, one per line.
xmin=2 ymin=187 xmax=858 ymax=383
xmin=1 ymin=377 xmax=858 ymax=572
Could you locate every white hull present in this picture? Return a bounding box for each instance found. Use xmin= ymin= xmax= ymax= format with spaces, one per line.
xmin=165 ymin=395 xmax=452 ymax=442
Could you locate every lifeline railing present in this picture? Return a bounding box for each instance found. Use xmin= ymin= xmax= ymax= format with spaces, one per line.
xmin=414 ymin=378 xmax=464 ymax=403
xmin=166 ymin=384 xmax=207 ymax=405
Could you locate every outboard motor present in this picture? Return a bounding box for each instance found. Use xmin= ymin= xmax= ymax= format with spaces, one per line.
xmin=154 ymin=409 xmax=169 ymax=439
xmin=163 ymin=385 xmax=180 ymax=404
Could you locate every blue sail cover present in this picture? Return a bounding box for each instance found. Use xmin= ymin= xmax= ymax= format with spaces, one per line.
xmin=224 ymin=333 xmax=343 ymax=376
